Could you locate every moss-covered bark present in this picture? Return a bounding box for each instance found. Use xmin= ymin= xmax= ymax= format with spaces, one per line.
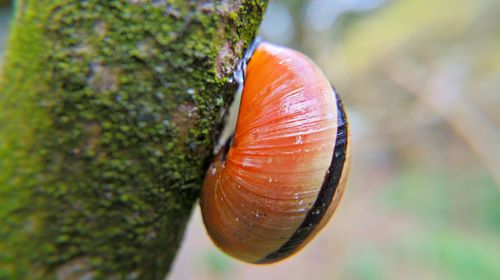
xmin=0 ymin=1 xmax=267 ymax=279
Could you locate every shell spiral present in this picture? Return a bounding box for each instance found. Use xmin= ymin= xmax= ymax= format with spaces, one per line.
xmin=200 ymin=42 xmax=350 ymax=264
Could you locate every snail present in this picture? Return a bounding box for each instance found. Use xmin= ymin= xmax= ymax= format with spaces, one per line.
xmin=200 ymin=41 xmax=351 ymax=264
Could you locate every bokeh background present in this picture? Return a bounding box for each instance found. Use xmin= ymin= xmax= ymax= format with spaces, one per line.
xmin=1 ymin=0 xmax=498 ymax=279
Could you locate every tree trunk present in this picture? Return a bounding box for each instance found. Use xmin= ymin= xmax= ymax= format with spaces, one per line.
xmin=0 ymin=1 xmax=267 ymax=279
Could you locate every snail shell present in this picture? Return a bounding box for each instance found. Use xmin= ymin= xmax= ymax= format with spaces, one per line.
xmin=201 ymin=42 xmax=351 ymax=264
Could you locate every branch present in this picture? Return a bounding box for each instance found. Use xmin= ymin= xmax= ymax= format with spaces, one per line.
xmin=0 ymin=1 xmax=268 ymax=279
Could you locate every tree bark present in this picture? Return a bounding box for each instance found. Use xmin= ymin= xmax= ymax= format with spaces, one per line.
xmin=0 ymin=1 xmax=267 ymax=279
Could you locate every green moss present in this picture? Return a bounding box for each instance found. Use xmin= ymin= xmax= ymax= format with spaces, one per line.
xmin=0 ymin=0 xmax=267 ymax=279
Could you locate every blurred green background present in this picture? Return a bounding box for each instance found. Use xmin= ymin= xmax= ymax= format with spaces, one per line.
xmin=1 ymin=0 xmax=498 ymax=279
xmin=0 ymin=1 xmax=10 ymax=64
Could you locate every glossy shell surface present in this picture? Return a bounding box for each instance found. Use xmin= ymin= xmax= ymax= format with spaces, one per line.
xmin=200 ymin=42 xmax=350 ymax=264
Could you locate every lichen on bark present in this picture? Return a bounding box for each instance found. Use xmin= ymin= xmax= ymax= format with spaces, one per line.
xmin=0 ymin=1 xmax=267 ymax=279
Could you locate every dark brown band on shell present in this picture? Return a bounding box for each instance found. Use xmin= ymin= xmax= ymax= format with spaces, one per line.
xmin=258 ymin=88 xmax=349 ymax=263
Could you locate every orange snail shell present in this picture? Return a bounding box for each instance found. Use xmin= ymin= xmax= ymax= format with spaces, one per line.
xmin=200 ymin=42 xmax=351 ymax=264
